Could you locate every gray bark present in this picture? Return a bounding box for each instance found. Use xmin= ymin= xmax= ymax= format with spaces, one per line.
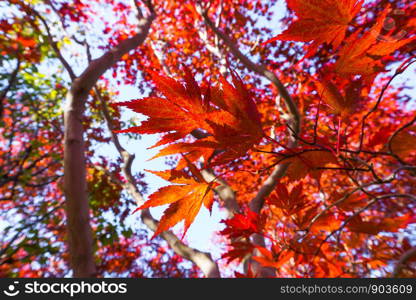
xmin=63 ymin=10 xmax=155 ymax=277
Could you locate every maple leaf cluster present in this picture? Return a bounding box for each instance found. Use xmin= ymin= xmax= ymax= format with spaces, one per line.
xmin=113 ymin=0 xmax=416 ymax=277
xmin=115 ymin=69 xmax=264 ymax=235
xmin=115 ymin=69 xmax=263 ymax=166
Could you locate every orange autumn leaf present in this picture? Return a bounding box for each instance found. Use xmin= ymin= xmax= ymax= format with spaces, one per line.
xmin=235 ymin=265 xmax=258 ymax=278
xmin=16 ymin=36 xmax=37 ymax=48
xmin=347 ymin=215 xmax=382 ymax=235
xmin=389 ymin=126 xmax=416 ymax=160
xmin=114 ymin=68 xmax=263 ymax=166
xmin=114 ymin=69 xmax=207 ymax=142
xmin=379 ymin=214 xmax=416 ymax=232
xmin=348 ymin=214 xmax=416 ymax=235
xmin=310 ymin=212 xmax=342 ymax=233
xmin=336 ymin=193 xmax=367 ymax=211
xmin=315 ymin=78 xmax=362 ymax=118
xmin=334 ymin=8 xmax=416 ymax=76
xmin=264 ymin=0 xmax=363 ymax=56
xmin=285 ymin=150 xmax=338 ymax=181
xmin=267 ymin=182 xmax=308 ymax=215
xmin=252 ymin=246 xmax=293 ymax=271
xmin=134 ymin=161 xmax=216 ymax=238
xmin=367 ymin=259 xmax=387 ymax=269
xmin=222 ymin=241 xmax=255 ymax=263
xmin=220 ymin=207 xmax=263 ymax=239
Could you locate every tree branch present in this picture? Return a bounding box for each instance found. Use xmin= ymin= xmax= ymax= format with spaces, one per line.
xmin=29 ymin=8 xmax=76 ymax=80
xmin=392 ymin=246 xmax=416 ymax=278
xmin=95 ymin=87 xmax=221 ymax=278
xmin=62 ymin=2 xmax=155 ymax=277
xmin=201 ymin=169 xmax=238 ymax=217
xmin=0 ymin=58 xmax=20 ymax=119
xmin=198 ymin=6 xmax=300 ymax=211
xmin=190 ymin=129 xmax=238 ymax=218
xmin=198 ymin=6 xmax=301 ymax=277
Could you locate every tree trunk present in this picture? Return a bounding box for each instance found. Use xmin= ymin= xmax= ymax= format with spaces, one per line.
xmin=64 ymin=83 xmax=95 ymax=277
xmin=63 ymin=12 xmax=155 ymax=277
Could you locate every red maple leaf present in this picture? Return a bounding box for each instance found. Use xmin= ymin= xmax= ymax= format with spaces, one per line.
xmin=220 ymin=207 xmax=263 ymax=239
xmin=134 ymin=159 xmax=217 ymax=238
xmin=263 ymin=0 xmax=363 ymax=56
xmin=334 ymin=8 xmax=416 ymax=76
xmin=284 ymin=150 xmax=338 ymax=181
xmin=315 ymin=77 xmax=363 ymax=118
xmin=268 ymin=182 xmax=308 ymax=215
xmin=114 ymin=68 xmax=263 ymax=166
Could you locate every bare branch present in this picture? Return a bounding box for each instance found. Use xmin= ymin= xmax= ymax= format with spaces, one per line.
xmin=0 ymin=58 xmax=21 ymax=119
xmin=388 ymin=113 xmax=416 ymax=163
xmin=29 ymin=8 xmax=76 ymax=80
xmin=392 ymin=247 xmax=416 ymax=278
xmin=313 ymin=193 xmax=416 ymax=258
xmin=0 ymin=205 xmax=62 ymax=262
